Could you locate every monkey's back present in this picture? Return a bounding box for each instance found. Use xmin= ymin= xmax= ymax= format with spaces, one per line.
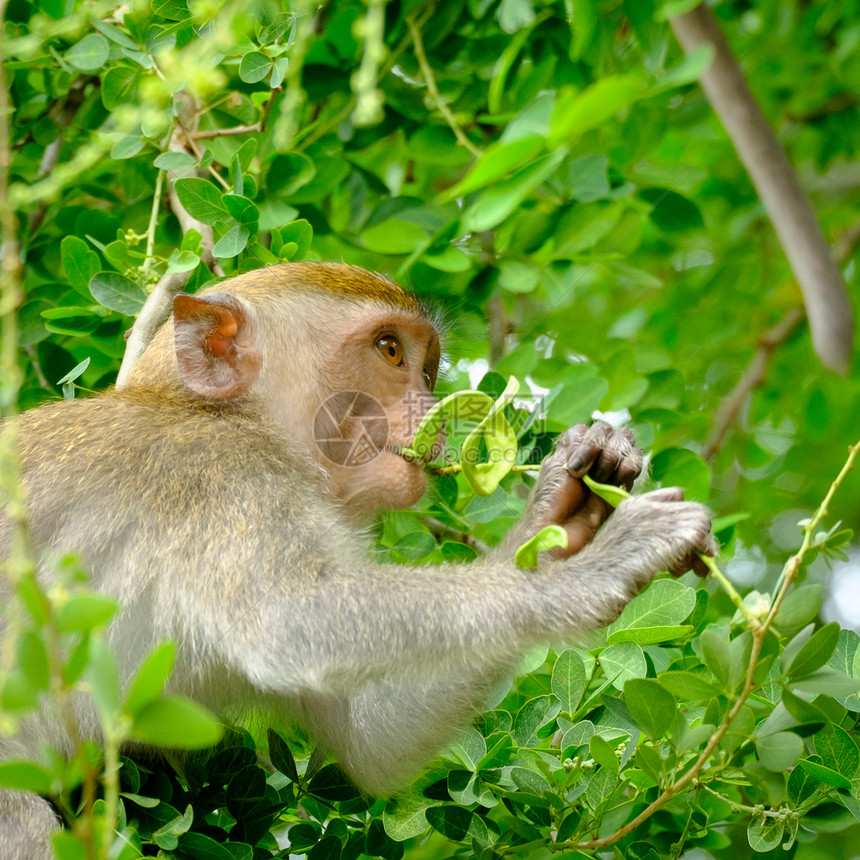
xmin=2 ymin=388 xmax=359 ymax=721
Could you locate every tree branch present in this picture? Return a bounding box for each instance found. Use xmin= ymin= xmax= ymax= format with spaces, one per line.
xmin=670 ymin=3 xmax=854 ymax=373
xmin=115 ymin=270 xmax=189 ymax=387
xmin=701 ymin=308 xmax=804 ymax=462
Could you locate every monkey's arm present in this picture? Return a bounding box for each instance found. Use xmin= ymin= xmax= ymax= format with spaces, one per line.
xmin=169 ymin=485 xmax=714 ymax=700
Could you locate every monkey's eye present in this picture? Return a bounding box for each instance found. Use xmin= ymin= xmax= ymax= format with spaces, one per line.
xmin=377 ymin=334 xmax=405 ymax=367
xmin=423 ymin=368 xmax=436 ymax=391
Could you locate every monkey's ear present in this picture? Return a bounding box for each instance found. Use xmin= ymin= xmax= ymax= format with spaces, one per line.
xmin=173 ymin=293 xmax=262 ymax=399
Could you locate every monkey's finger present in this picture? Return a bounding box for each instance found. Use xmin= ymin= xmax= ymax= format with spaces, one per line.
xmin=553 ymin=423 xmax=590 ymax=453
xmin=610 ymin=428 xmax=642 ymax=490
xmin=566 ymin=421 xmax=613 ymax=478
xmin=590 ymin=427 xmax=640 ymax=486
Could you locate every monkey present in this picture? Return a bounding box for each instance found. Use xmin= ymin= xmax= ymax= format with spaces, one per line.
xmin=0 ymin=262 xmax=716 ymax=857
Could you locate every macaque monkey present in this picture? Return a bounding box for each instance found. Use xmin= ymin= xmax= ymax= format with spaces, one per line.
xmin=0 ymin=262 xmax=716 ymax=857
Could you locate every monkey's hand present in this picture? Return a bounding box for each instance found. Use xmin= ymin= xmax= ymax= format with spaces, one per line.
xmin=567 ymin=488 xmax=717 ymax=628
xmin=520 ymin=421 xmax=643 ymax=558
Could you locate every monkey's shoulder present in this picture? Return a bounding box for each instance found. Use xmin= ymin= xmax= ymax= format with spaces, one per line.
xmin=18 ymin=387 xmax=323 ymax=502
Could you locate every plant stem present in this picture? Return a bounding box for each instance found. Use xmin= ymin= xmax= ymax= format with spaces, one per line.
xmin=561 ymin=439 xmax=860 ymax=851
xmin=141 ymin=168 xmax=165 ymax=283
xmin=406 ymin=10 xmax=482 ymax=157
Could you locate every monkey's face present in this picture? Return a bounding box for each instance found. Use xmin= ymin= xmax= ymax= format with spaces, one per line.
xmin=312 ymin=306 xmax=441 ymax=517
xmin=254 ymin=298 xmax=441 ymax=519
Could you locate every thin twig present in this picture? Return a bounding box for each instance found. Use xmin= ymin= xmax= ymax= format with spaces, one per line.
xmin=421 ymin=517 xmax=490 ymax=554
xmin=562 ymin=441 xmax=860 ymax=851
xmin=702 ymin=308 xmax=804 ymax=462
xmin=406 ymin=12 xmax=481 ymax=158
xmin=189 ymin=123 xmax=262 ymax=139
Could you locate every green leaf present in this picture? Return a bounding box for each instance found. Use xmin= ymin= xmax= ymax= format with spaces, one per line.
xmin=498 ymin=259 xmax=540 ymax=294
xmin=90 ymin=18 xmax=138 ymax=49
xmin=426 ymin=805 xmax=472 ymax=841
xmin=440 ymin=135 xmax=545 ymax=200
xmin=66 ymin=34 xmax=110 ymax=71
xmin=89 ymin=272 xmax=147 ymax=316
xmin=515 ymin=525 xmax=567 ymax=569
xmin=787 ymin=761 xmax=819 ymax=805
xmin=447 ymin=770 xmax=496 ymax=807
xmin=624 ymin=678 xmax=675 ymax=739
xmin=268 ymin=729 xmax=299 ymax=781
xmin=552 ymin=648 xmax=586 ymax=713
xmin=212 ymin=223 xmax=250 ymax=258
xmin=583 ymin=474 xmax=630 ymax=507
xmin=173 ymin=178 xmax=227 ymax=225
xmin=785 ymin=621 xmax=841 ymax=679
xmin=798 ymin=754 xmax=851 ymax=790
xmin=222 ymin=193 xmax=259 ymax=225
xmin=166 ymin=249 xmax=200 ymax=273
xmin=460 ymin=376 xmax=520 ymax=495
xmin=607 ymin=579 xmax=696 ymax=634
xmin=56 ymin=357 xmax=90 ymax=387
xmin=17 ymin=632 xmax=50 ymax=692
xmin=131 ymin=696 xmax=223 ymax=749
xmin=756 ymin=731 xmax=804 ymax=772
xmin=747 ymin=817 xmax=784 ymax=852
xmin=273 ymin=219 xmax=313 ymax=260
xmin=0 ymin=761 xmax=54 ymax=794
xmin=410 ymin=390 xmax=492 ymax=462
xmin=700 ymin=627 xmax=732 ymax=688
xmin=308 ymin=764 xmax=360 ymax=802
xmin=177 ymin=833 xmax=234 ymax=860
xmin=550 ymin=76 xmax=644 ymax=144
xmin=360 ymin=221 xmax=427 ymax=255
xmin=600 ymin=641 xmax=647 ymax=690
xmin=512 ymin=694 xmax=558 ymax=745
xmin=650 ymin=447 xmax=711 ymax=502
xmin=239 ymin=50 xmax=273 ymax=83
xmin=85 ymin=636 xmax=122 ymax=715
xmin=657 ymin=670 xmax=720 ymax=700
xmin=110 ymin=136 xmax=145 ymax=160
xmin=55 ymin=594 xmax=118 ymax=633
xmin=607 ymin=624 xmax=694 ymax=645
xmin=61 ymin=236 xmax=99 ymax=295
xmin=392 ymin=531 xmax=436 ymax=561
xmin=124 ymin=642 xmax=175 ymax=717
xmin=814 ymin=725 xmax=859 ymax=779
xmin=153 ymin=805 xmax=194 ymax=849
xmin=154 ymin=151 xmax=197 ymax=171
xmin=383 ymin=792 xmax=432 ymax=841
xmin=639 ymin=188 xmax=705 ymax=232
xmin=462 ymin=148 xmax=568 ymax=232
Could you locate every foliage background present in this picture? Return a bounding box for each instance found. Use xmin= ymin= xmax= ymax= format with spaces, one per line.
xmin=2 ymin=0 xmax=860 ymax=857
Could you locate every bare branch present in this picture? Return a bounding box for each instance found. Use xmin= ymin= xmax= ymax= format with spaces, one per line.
xmin=670 ymin=3 xmax=854 ymax=373
xmin=702 ymin=308 xmax=804 ymax=462
xmin=189 ymin=123 xmax=262 ymax=139
xmin=115 ymin=271 xmax=189 ymax=388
